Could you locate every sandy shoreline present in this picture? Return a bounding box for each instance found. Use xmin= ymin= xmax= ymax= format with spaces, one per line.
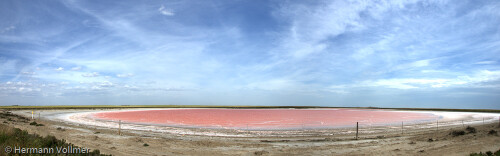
xmin=3 ymin=108 xmax=500 ymax=155
xmin=42 ymin=108 xmax=500 ymax=137
xmin=17 ymin=108 xmax=500 ymax=137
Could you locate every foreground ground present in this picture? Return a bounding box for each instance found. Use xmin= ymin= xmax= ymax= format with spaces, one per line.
xmin=1 ymin=109 xmax=500 ymax=156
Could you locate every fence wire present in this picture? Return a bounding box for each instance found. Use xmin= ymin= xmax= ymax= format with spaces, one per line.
xmin=70 ymin=114 xmax=500 ymax=138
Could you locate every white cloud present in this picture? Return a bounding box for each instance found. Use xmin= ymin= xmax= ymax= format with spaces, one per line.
xmin=99 ymin=81 xmax=113 ymax=87
xmin=0 ymin=81 xmax=43 ymax=95
xmin=21 ymin=71 xmax=35 ymax=75
xmin=81 ymin=72 xmax=100 ymax=77
xmin=410 ymin=59 xmax=430 ymax=68
xmin=88 ymin=81 xmax=114 ymax=90
xmin=276 ymin=1 xmax=422 ymax=59
xmin=351 ymin=34 xmax=394 ymax=60
xmin=55 ymin=67 xmax=64 ymax=71
xmin=124 ymin=84 xmax=138 ymax=90
xmin=245 ymin=79 xmax=295 ymax=91
xmin=332 ymin=70 xmax=500 ymax=90
xmin=389 ymin=59 xmax=433 ymax=72
xmin=474 ymin=61 xmax=496 ymax=65
xmin=71 ymin=66 xmax=82 ymax=71
xmin=325 ymin=87 xmax=350 ymax=94
xmin=285 ymin=41 xmax=327 ymax=58
xmin=158 ymin=5 xmax=174 ymax=16
xmin=0 ymin=26 xmax=15 ymax=33
xmin=421 ymin=70 xmax=443 ymax=73
xmin=116 ymin=73 xmax=134 ymax=78
xmin=368 ymin=78 xmax=449 ymax=89
xmin=352 ymin=47 xmax=375 ymax=60
xmin=460 ymin=70 xmax=500 ymax=83
xmin=2 ymin=0 xmax=500 ymax=107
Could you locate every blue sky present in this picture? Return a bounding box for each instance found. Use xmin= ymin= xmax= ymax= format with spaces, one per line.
xmin=1 ymin=0 xmax=499 ymax=108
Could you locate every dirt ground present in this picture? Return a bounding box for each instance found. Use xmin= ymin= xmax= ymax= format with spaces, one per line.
xmin=2 ymin=109 xmax=500 ymax=156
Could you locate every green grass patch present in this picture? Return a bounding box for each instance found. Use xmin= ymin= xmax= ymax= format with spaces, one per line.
xmin=0 ymin=123 xmax=110 ymax=155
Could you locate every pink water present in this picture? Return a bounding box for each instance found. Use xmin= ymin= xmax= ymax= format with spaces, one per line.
xmin=92 ymin=109 xmax=439 ymax=129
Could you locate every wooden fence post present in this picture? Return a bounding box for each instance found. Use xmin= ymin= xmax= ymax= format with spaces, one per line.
xmin=356 ymin=122 xmax=359 ymax=140
xmin=436 ymin=120 xmax=439 ymax=132
xmin=118 ymin=120 xmax=121 ymax=135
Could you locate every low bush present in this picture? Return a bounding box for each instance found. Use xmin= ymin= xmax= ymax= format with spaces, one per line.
xmin=29 ymin=121 xmax=37 ymax=125
xmin=450 ymin=130 xmax=465 ymax=137
xmin=466 ymin=126 xmax=476 ymax=134
xmin=488 ymin=130 xmax=498 ymax=136
xmin=486 ymin=151 xmax=493 ymax=156
xmin=469 ymin=148 xmax=500 ymax=156
xmin=143 ymin=143 xmax=149 ymax=147
xmin=0 ymin=124 xmax=111 ymax=156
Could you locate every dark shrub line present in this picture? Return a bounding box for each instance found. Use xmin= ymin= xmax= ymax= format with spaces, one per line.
xmin=0 ymin=124 xmax=111 ymax=156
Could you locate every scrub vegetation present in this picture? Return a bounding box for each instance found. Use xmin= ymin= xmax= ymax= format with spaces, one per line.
xmin=469 ymin=149 xmax=500 ymax=156
xmin=0 ymin=124 xmax=110 ymax=156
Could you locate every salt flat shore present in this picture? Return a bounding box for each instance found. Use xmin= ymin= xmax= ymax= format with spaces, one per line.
xmin=2 ymin=108 xmax=500 ymax=156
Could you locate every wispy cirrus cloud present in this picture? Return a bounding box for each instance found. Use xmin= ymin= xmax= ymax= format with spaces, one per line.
xmin=81 ymin=72 xmax=99 ymax=77
xmin=330 ymin=70 xmax=500 ymax=90
xmin=0 ymin=26 xmax=15 ymax=34
xmin=158 ymin=5 xmax=174 ymax=16
xmin=0 ymin=0 xmax=499 ymax=108
xmin=116 ymin=73 xmax=134 ymax=78
xmin=71 ymin=67 xmax=81 ymax=71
